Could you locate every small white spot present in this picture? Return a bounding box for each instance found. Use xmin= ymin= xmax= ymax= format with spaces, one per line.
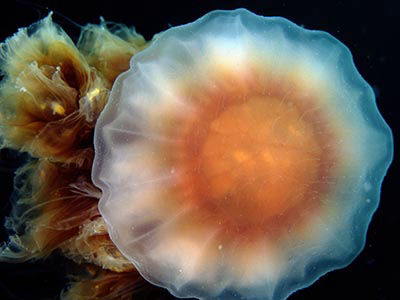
xmin=218 ymin=244 xmax=223 ymax=250
xmin=170 ymin=168 xmax=176 ymax=174
xmin=178 ymin=269 xmax=183 ymax=273
xmin=366 ymin=198 xmax=371 ymax=204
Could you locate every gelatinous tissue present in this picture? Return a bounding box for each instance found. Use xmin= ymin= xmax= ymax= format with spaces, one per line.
xmin=92 ymin=8 xmax=393 ymax=300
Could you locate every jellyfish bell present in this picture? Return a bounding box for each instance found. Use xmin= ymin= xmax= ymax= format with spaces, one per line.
xmin=92 ymin=8 xmax=393 ymax=300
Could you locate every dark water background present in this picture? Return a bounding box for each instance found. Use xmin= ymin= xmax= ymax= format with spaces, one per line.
xmin=0 ymin=0 xmax=398 ymax=299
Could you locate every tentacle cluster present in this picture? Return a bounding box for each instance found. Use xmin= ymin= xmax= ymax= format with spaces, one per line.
xmin=0 ymin=13 xmax=150 ymax=299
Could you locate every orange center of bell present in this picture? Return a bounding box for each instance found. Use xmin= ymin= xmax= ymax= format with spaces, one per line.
xmin=177 ymin=94 xmax=324 ymax=226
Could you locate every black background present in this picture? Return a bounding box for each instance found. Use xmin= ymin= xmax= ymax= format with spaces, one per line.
xmin=0 ymin=1 xmax=398 ymax=299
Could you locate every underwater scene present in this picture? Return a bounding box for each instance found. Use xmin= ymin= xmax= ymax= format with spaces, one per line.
xmin=0 ymin=1 xmax=397 ymax=300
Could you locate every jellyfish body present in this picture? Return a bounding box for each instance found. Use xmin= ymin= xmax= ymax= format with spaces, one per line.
xmin=92 ymin=9 xmax=393 ymax=300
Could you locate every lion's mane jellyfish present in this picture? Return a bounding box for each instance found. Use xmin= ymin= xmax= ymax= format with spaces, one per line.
xmin=0 ymin=8 xmax=393 ymax=300
xmin=92 ymin=9 xmax=393 ymax=300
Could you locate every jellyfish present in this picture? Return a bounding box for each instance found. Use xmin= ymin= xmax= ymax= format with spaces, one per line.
xmin=92 ymin=8 xmax=393 ymax=300
xmin=0 ymin=8 xmax=393 ymax=300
